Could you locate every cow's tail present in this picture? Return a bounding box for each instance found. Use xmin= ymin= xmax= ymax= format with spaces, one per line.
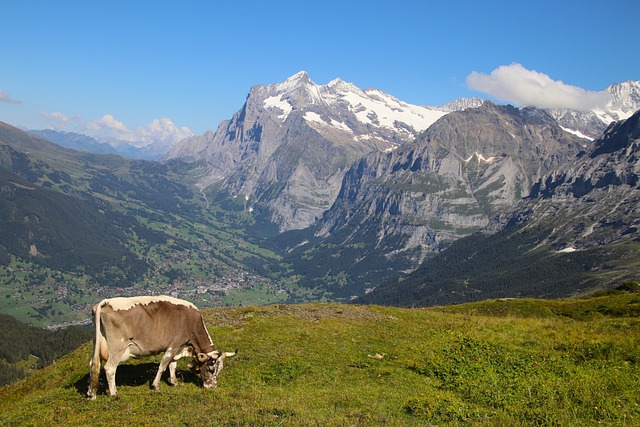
xmin=87 ymin=301 xmax=104 ymax=399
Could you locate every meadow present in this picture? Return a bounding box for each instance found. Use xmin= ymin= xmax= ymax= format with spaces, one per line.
xmin=0 ymin=291 xmax=638 ymax=426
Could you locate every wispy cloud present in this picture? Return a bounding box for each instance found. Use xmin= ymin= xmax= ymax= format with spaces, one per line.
xmin=41 ymin=112 xmax=82 ymax=130
xmin=0 ymin=90 xmax=21 ymax=104
xmin=466 ymin=63 xmax=611 ymax=111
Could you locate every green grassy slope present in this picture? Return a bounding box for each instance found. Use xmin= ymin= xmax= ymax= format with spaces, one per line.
xmin=1 ymin=296 xmax=638 ymax=426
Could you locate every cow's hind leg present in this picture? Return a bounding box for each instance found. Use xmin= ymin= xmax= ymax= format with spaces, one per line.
xmin=103 ymin=346 xmax=129 ymax=397
xmin=152 ymin=349 xmax=176 ymax=390
xmin=103 ymin=357 xmax=120 ymax=397
xmin=87 ymin=357 xmax=101 ymax=399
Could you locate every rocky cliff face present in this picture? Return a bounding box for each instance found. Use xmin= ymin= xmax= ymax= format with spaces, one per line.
xmin=283 ymin=102 xmax=587 ymax=294
xmin=357 ymin=109 xmax=640 ymax=307
xmin=500 ymin=108 xmax=640 ymax=253
xmin=165 ymin=72 xmax=452 ymax=231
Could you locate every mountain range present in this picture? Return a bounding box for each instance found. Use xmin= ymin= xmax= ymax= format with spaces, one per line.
xmin=549 ymin=80 xmax=640 ymax=139
xmin=2 ymin=72 xmax=639 ymax=326
xmin=165 ymin=71 xmax=471 ymax=231
xmin=164 ymin=74 xmax=640 ymax=298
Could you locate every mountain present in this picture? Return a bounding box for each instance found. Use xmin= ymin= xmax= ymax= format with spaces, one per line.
xmin=357 ymin=109 xmax=640 ymax=307
xmin=29 ymin=129 xmax=174 ymax=160
xmin=104 ymin=137 xmax=178 ymax=160
xmin=276 ymin=102 xmax=587 ymax=298
xmin=27 ymin=129 xmax=118 ymax=155
xmin=430 ymin=97 xmax=485 ymax=112
xmin=548 ymin=80 xmax=640 ymax=139
xmin=0 ymin=123 xmax=158 ymax=285
xmin=166 ymin=71 xmax=477 ymax=231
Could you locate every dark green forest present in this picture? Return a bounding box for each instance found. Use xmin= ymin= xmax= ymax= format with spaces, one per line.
xmin=0 ymin=313 xmax=92 ymax=386
xmin=356 ymin=223 xmax=636 ymax=307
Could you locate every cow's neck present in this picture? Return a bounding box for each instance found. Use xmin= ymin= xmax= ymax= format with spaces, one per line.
xmin=201 ymin=344 xmax=215 ymax=354
xmin=191 ymin=315 xmax=215 ymax=354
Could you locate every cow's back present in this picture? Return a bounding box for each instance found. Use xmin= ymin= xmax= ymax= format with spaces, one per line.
xmin=99 ymin=296 xmax=204 ymax=357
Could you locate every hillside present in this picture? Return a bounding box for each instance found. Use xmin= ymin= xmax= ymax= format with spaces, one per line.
xmin=1 ymin=297 xmax=638 ymax=426
xmin=0 ymin=121 xmax=300 ymax=327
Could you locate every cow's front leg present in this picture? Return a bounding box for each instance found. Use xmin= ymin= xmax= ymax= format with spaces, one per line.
xmin=168 ymin=360 xmax=178 ymax=386
xmin=151 ymin=350 xmax=176 ymax=390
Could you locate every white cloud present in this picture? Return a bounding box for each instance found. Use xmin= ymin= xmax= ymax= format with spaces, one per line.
xmin=85 ymin=114 xmax=194 ymax=147
xmin=0 ymin=90 xmax=21 ymax=104
xmin=136 ymin=118 xmax=194 ymax=147
xmin=85 ymin=114 xmax=131 ymax=140
xmin=38 ymin=112 xmax=194 ymax=149
xmin=466 ymin=63 xmax=611 ymax=111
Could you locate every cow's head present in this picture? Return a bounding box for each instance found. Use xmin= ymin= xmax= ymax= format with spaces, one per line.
xmin=192 ymin=350 xmax=236 ymax=388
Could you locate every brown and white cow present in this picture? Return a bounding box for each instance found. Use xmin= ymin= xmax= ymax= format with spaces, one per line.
xmin=87 ymin=295 xmax=235 ymax=399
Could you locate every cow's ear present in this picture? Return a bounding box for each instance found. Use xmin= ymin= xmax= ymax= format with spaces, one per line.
xmin=197 ymin=353 xmax=209 ymax=362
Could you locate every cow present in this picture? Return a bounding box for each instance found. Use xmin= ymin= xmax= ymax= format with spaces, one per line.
xmin=87 ymin=295 xmax=235 ymax=399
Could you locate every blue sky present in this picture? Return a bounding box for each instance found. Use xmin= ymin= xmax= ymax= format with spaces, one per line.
xmin=1 ymin=0 xmax=638 ymax=142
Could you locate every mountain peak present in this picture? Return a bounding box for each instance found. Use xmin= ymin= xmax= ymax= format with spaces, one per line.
xmin=281 ymin=71 xmax=313 ymax=88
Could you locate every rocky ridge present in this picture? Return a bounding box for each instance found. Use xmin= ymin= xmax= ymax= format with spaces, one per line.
xmin=282 ymin=102 xmax=587 ymax=294
xmin=501 ymin=108 xmax=640 ymax=252
xmin=357 ymin=109 xmax=640 ymax=306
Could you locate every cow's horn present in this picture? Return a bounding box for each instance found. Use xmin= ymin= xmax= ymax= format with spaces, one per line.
xmin=221 ymin=349 xmax=238 ymax=359
xmin=197 ymin=352 xmax=209 ymax=362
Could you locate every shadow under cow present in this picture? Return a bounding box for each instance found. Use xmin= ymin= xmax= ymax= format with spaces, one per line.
xmin=73 ymin=363 xmax=201 ymax=397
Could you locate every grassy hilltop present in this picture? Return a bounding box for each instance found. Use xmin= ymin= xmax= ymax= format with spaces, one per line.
xmin=1 ymin=292 xmax=639 ymax=426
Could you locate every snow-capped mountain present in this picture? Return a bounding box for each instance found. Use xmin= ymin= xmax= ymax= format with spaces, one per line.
xmin=549 ymin=80 xmax=640 ymax=140
xmin=260 ymin=71 xmax=449 ymax=151
xmin=166 ymin=71 xmax=471 ymax=230
xmin=31 ymin=129 xmax=183 ymax=160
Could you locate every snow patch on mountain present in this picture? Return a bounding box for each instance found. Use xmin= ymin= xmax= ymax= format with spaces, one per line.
xmin=465 ymin=152 xmax=496 ymax=163
xmin=560 ymin=126 xmax=592 ymax=140
xmin=263 ymin=94 xmax=293 ymax=120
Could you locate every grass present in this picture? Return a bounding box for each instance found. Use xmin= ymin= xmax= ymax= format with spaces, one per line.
xmin=1 ymin=296 xmax=638 ymax=426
